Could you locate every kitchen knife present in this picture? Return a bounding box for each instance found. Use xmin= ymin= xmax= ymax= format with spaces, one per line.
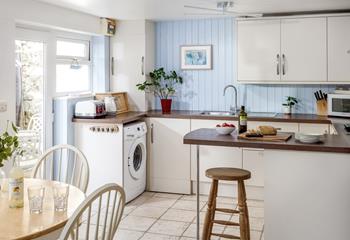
xmin=314 ymin=92 xmax=319 ymax=100
xmin=319 ymin=90 xmax=324 ymax=100
xmin=315 ymin=91 xmax=320 ymax=101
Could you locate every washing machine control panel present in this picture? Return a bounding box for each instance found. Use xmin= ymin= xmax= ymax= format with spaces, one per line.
xmin=124 ymin=122 xmax=147 ymax=139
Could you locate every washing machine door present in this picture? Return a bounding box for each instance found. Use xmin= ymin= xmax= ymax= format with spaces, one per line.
xmin=128 ymin=137 xmax=146 ymax=180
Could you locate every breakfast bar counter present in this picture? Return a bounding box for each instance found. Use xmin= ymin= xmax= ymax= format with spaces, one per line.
xmin=184 ymin=128 xmax=350 ymax=153
xmin=184 ymin=128 xmax=350 ymax=240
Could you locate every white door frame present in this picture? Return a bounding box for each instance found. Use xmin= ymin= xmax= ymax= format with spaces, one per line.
xmin=15 ymin=26 xmax=55 ymax=150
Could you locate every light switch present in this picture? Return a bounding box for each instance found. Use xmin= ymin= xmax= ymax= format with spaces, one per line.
xmin=0 ymin=101 xmax=7 ymax=113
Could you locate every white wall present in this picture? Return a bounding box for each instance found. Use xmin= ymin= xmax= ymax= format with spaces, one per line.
xmin=0 ymin=0 xmax=101 ymax=131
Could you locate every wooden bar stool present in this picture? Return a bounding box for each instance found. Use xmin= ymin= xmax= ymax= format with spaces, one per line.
xmin=202 ymin=167 xmax=251 ymax=240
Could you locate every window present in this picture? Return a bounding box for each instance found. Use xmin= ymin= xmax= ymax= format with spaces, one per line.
xmin=56 ymin=38 xmax=91 ymax=93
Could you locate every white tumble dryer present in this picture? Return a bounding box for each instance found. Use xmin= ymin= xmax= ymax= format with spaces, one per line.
xmin=123 ymin=121 xmax=147 ymax=202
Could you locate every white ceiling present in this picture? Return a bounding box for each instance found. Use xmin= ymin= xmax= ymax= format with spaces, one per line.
xmin=36 ymin=0 xmax=350 ymax=20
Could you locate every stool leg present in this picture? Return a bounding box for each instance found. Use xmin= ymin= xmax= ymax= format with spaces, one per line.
xmin=202 ymin=179 xmax=218 ymax=240
xmin=238 ymin=180 xmax=250 ymax=240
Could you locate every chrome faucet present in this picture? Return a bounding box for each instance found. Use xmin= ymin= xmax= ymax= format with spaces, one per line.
xmin=223 ymin=85 xmax=238 ymax=114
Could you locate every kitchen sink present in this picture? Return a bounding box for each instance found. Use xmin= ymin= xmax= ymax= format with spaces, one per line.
xmin=200 ymin=111 xmax=237 ymax=116
xmin=200 ymin=111 xmax=277 ymax=118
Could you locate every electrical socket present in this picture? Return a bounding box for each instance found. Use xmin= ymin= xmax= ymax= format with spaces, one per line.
xmin=0 ymin=101 xmax=7 ymax=113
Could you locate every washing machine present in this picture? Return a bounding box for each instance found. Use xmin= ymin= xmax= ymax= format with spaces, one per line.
xmin=123 ymin=121 xmax=147 ymax=202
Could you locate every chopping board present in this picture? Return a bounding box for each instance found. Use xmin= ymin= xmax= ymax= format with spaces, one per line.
xmin=238 ymin=133 xmax=292 ymax=142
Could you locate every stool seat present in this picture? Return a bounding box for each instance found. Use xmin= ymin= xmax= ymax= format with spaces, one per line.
xmin=206 ymin=167 xmax=251 ymax=181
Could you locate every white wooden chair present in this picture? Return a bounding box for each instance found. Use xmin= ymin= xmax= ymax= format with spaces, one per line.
xmin=59 ymin=183 xmax=126 ymax=240
xmin=31 ymin=144 xmax=90 ymax=193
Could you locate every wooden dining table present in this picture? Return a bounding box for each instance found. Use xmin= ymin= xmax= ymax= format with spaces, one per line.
xmin=0 ymin=178 xmax=85 ymax=240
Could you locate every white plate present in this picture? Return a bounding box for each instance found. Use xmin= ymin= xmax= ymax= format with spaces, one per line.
xmin=295 ymin=132 xmax=324 ymax=143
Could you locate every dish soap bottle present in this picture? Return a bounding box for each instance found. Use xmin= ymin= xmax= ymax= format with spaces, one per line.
xmin=238 ymin=106 xmax=248 ymax=134
xmin=8 ymin=162 xmax=24 ymax=208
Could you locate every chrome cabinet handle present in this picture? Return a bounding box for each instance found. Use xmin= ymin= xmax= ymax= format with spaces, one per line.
xmin=111 ymin=57 xmax=114 ymax=76
xmin=282 ymin=54 xmax=286 ymax=75
xmin=141 ymin=56 xmax=145 ymax=76
xmin=150 ymin=123 xmax=154 ymax=144
xmin=276 ymin=54 xmax=280 ymax=75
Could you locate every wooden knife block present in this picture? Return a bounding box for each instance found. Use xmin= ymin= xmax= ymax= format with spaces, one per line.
xmin=316 ymin=99 xmax=328 ymax=116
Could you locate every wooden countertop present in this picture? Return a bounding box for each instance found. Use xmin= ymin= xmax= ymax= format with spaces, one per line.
xmin=183 ymin=128 xmax=350 ymax=153
xmin=73 ymin=111 xmax=146 ymax=124
xmin=147 ymin=110 xmax=332 ymax=124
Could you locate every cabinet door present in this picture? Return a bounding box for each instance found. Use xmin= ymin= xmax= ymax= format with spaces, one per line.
xmin=110 ymin=34 xmax=146 ymax=111
xmin=148 ymin=118 xmax=191 ymax=194
xmin=328 ymin=16 xmax=350 ymax=82
xmin=299 ymin=123 xmax=330 ymax=134
xmin=190 ymin=120 xmax=242 ymax=183
xmin=248 ymin=121 xmax=299 ymax=133
xmin=281 ymin=18 xmax=327 ymax=82
xmin=243 ymin=148 xmax=264 ymax=187
xmin=237 ymin=19 xmax=281 ymax=82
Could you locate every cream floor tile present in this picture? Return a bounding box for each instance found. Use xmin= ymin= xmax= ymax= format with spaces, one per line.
xmin=114 ymin=229 xmax=144 ymax=240
xmin=127 ymin=195 xmax=154 ymax=208
xmin=124 ymin=205 xmax=138 ymax=215
xmin=119 ymin=215 xmax=157 ymax=232
xmin=180 ymin=194 xmax=208 ymax=202
xmin=182 ymin=224 xmax=224 ymax=239
xmin=142 ymin=191 xmax=156 ymax=197
xmin=140 ymin=233 xmax=180 ymax=240
xmin=161 ymin=209 xmax=196 ymax=222
xmin=143 ymin=197 xmax=178 ymax=208
xmin=148 ymin=219 xmax=190 ymax=236
xmin=249 ymin=206 xmax=264 ymax=218
xmin=179 ymin=237 xmax=196 ymax=240
xmin=193 ymin=211 xmax=232 ymax=224
xmin=154 ymin=192 xmax=183 ymax=199
xmin=223 ymin=226 xmax=262 ymax=240
xmin=216 ymin=196 xmax=237 ymax=204
xmin=247 ymin=199 xmax=264 ymax=208
xmin=172 ymin=200 xmax=206 ymax=211
xmin=130 ymin=205 xmax=168 ymax=218
xmin=249 ymin=217 xmax=264 ymax=231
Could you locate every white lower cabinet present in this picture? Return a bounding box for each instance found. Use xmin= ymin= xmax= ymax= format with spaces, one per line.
xmin=242 ymin=148 xmax=264 ymax=187
xmin=299 ymin=123 xmax=330 ymax=134
xmin=147 ymin=118 xmax=191 ymax=194
xmin=190 ymin=120 xmax=242 ymax=183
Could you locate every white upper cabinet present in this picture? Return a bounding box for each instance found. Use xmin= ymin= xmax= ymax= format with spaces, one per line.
xmin=237 ymin=17 xmax=329 ymax=83
xmin=280 ymin=18 xmax=327 ymax=82
xmin=237 ymin=19 xmax=281 ymax=82
xmin=328 ymin=16 xmax=350 ymax=82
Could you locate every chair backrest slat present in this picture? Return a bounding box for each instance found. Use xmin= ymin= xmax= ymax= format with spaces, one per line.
xmin=59 ymin=184 xmax=125 ymax=240
xmin=31 ymin=144 xmax=90 ymax=193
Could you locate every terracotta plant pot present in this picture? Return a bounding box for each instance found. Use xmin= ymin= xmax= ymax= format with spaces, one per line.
xmin=161 ymin=99 xmax=172 ymax=114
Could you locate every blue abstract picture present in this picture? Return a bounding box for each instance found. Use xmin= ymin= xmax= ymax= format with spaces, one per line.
xmin=185 ymin=50 xmax=207 ymax=65
xmin=181 ymin=45 xmax=212 ymax=70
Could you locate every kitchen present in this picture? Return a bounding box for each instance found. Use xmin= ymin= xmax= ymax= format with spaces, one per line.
xmin=1 ymin=0 xmax=350 ymax=240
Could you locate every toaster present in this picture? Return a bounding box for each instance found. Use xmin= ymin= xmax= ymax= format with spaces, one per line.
xmin=75 ymin=100 xmax=107 ymax=119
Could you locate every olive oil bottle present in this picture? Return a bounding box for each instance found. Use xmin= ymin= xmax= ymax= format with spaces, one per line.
xmin=238 ymin=106 xmax=248 ymax=134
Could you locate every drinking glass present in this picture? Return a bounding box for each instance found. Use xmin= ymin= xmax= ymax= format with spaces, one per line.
xmin=28 ymin=186 xmax=45 ymax=214
xmin=53 ymin=183 xmax=69 ymax=212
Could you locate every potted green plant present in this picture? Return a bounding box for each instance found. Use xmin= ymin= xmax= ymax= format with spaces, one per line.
xmin=282 ymin=96 xmax=298 ymax=115
xmin=0 ymin=121 xmax=20 ymax=189
xmin=136 ymin=68 xmax=183 ymax=114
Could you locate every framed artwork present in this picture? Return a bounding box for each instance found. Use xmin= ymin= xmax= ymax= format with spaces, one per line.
xmin=180 ymin=45 xmax=212 ymax=70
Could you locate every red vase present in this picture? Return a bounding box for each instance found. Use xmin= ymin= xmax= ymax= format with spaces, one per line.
xmin=161 ymin=99 xmax=172 ymax=114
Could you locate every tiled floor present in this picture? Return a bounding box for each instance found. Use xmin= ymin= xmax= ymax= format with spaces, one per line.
xmin=115 ymin=192 xmax=265 ymax=240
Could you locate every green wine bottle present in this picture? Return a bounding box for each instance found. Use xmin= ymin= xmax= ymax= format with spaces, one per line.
xmin=238 ymin=106 xmax=247 ymax=134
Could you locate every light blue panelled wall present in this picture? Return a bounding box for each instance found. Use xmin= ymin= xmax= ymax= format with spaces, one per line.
xmin=155 ymin=17 xmax=335 ymax=113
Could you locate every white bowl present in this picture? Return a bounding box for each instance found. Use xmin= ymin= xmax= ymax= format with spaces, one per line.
xmin=295 ymin=132 xmax=324 ymax=143
xmin=216 ymin=127 xmax=235 ymax=135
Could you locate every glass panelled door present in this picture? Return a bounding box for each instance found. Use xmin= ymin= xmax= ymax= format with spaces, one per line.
xmin=15 ymin=27 xmax=53 ymax=173
xmin=15 ymin=40 xmax=44 ymax=147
